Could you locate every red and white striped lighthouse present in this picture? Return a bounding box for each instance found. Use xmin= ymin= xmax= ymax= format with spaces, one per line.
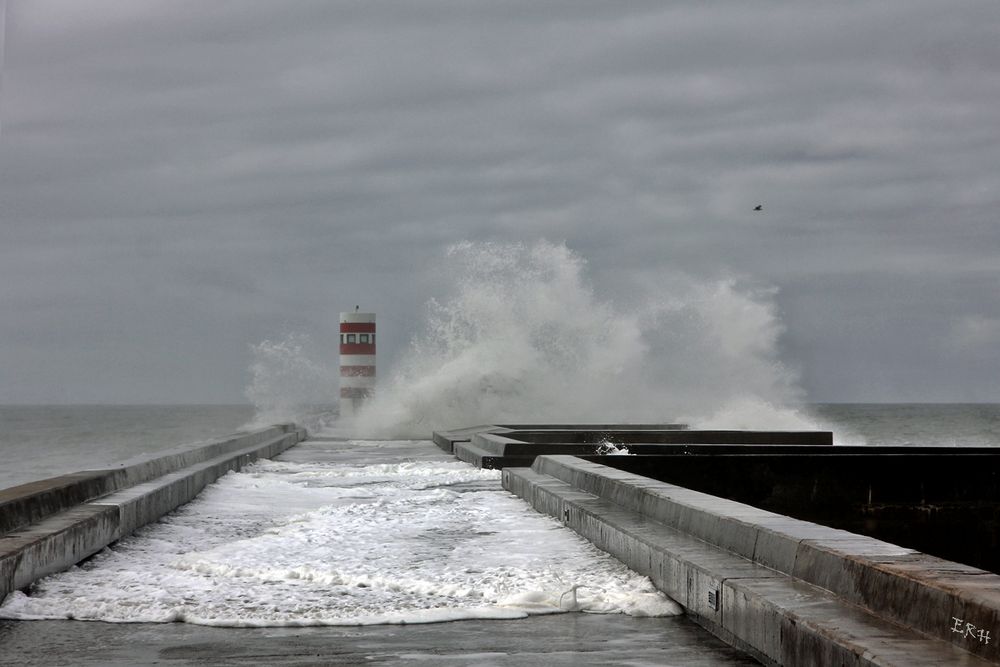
xmin=339 ymin=310 xmax=376 ymax=420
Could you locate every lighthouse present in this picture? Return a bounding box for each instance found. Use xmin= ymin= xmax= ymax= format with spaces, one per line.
xmin=339 ymin=310 xmax=376 ymax=420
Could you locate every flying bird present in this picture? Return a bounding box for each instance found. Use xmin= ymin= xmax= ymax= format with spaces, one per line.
xmin=753 ymin=204 xmax=763 ymax=211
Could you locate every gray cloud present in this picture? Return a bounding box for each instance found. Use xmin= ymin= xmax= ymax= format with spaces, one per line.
xmin=1 ymin=0 xmax=999 ymax=403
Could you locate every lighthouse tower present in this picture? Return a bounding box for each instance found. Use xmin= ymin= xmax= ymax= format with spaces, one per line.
xmin=339 ymin=310 xmax=376 ymax=420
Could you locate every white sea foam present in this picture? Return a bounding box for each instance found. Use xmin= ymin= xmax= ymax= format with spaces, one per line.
xmin=349 ymin=240 xmax=815 ymax=439
xmin=0 ymin=444 xmax=681 ymax=626
xmin=595 ymin=440 xmax=631 ymax=455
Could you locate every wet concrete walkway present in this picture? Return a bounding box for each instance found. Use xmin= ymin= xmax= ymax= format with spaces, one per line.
xmin=0 ymin=439 xmax=758 ymax=666
xmin=0 ymin=612 xmax=758 ymax=666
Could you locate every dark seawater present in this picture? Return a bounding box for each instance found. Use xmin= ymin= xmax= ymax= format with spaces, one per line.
xmin=811 ymin=403 xmax=1000 ymax=447
xmin=0 ymin=405 xmax=254 ymax=490
xmin=2 ymin=403 xmax=999 ymax=491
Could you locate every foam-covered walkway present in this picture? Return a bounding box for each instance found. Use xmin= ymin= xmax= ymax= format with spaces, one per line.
xmin=0 ymin=436 xmax=758 ymax=666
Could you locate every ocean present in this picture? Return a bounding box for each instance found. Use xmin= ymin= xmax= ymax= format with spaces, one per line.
xmin=2 ymin=403 xmax=1000 ymax=491
xmin=0 ymin=405 xmax=255 ymax=491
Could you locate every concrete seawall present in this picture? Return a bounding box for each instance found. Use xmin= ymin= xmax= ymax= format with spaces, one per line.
xmin=8 ymin=421 xmax=999 ymax=665
xmin=443 ymin=428 xmax=833 ymax=469
xmin=0 ymin=423 xmax=306 ymax=604
xmin=504 ymin=454 xmax=999 ymax=666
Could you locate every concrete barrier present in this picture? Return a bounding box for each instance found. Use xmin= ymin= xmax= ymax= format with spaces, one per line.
xmin=506 ymin=455 xmax=1000 ymax=665
xmin=0 ymin=424 xmax=301 ymax=535
xmin=452 ymin=429 xmax=833 ymax=469
xmin=502 ymin=429 xmax=827 ymax=445
xmin=431 ymin=423 xmax=690 ymax=454
xmin=431 ymin=425 xmax=508 ymax=453
xmin=0 ymin=424 xmax=305 ymax=604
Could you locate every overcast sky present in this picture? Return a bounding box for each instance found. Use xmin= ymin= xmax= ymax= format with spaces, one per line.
xmin=1 ymin=0 xmax=999 ymax=404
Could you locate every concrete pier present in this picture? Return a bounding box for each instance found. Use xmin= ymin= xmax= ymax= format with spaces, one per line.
xmin=0 ymin=437 xmax=757 ymax=667
xmin=437 ymin=424 xmax=1000 ymax=665
xmin=0 ymin=595 xmax=758 ymax=666
xmin=506 ymin=456 xmax=999 ymax=665
xmin=433 ymin=424 xmax=834 ymax=468
xmin=0 ymin=424 xmax=306 ymax=603
xmin=7 ymin=422 xmax=1000 ymax=665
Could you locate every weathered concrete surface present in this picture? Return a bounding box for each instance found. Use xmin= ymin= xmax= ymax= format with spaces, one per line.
xmin=0 ymin=613 xmax=760 ymax=666
xmin=496 ymin=423 xmax=688 ymax=429
xmin=499 ymin=429 xmax=829 ymax=445
xmin=431 ymin=425 xmax=510 ymax=453
xmin=446 ymin=421 xmax=1000 ymax=547
xmin=0 ymin=472 xmax=120 ymax=536
xmin=431 ymin=423 xmax=690 ymax=454
xmin=1 ymin=437 xmax=760 ymax=667
xmin=594 ymin=450 xmax=1000 ymax=572
xmin=530 ymin=454 xmax=1000 ymax=659
xmin=447 ymin=428 xmax=834 ymax=469
xmin=506 ymin=456 xmax=1000 ymax=665
xmin=0 ymin=425 xmax=306 ymax=603
xmin=0 ymin=424 xmax=303 ymax=534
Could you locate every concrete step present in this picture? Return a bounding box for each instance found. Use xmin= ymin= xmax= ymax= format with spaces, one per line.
xmin=529 ymin=454 xmax=1000 ymax=661
xmin=453 ymin=439 xmax=534 ymax=469
xmin=432 ymin=423 xmax=690 ymax=454
xmin=0 ymin=428 xmax=304 ymax=603
xmin=504 ymin=466 xmax=996 ymax=666
xmin=431 ymin=425 xmax=510 ymax=453
xmin=0 ymin=424 xmax=305 ymax=536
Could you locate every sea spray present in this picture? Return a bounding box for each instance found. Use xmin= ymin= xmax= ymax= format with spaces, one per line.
xmin=595 ymin=441 xmax=631 ymax=455
xmin=353 ymin=240 xmax=815 ymax=438
xmin=244 ymin=334 xmax=337 ymax=430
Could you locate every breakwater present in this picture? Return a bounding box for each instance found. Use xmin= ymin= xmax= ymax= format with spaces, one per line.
xmin=0 ymin=424 xmax=305 ymax=603
xmin=434 ymin=424 xmax=1000 ymax=666
xmin=5 ymin=421 xmax=1000 ymax=665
